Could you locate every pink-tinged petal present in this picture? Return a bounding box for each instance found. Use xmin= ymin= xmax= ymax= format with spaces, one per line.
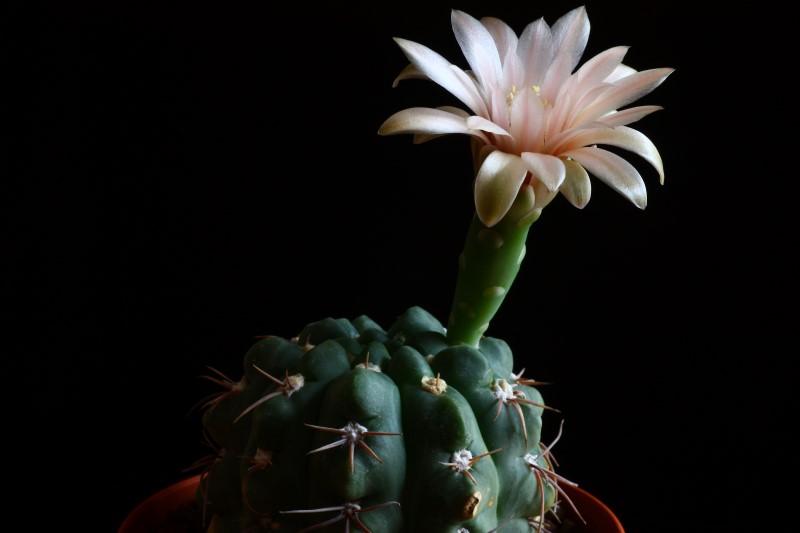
xmin=508 ymin=86 xmax=546 ymax=151
xmin=451 ymin=10 xmax=506 ymax=126
xmin=451 ymin=65 xmax=488 ymax=102
xmin=499 ymin=45 xmax=523 ymax=102
xmin=518 ymin=18 xmax=553 ymax=86
xmin=550 ymin=42 xmax=627 ymax=131
xmin=393 ymin=37 xmax=488 ymax=116
xmin=596 ymin=105 xmax=663 ymax=127
xmin=489 ymin=19 xmax=523 ymax=117
xmin=546 ymin=121 xmax=611 ymax=154
xmin=474 ymin=150 xmax=527 ymax=227
xmin=558 ymin=126 xmax=664 ymax=184
xmin=559 ymin=158 xmax=592 ymax=208
xmin=571 ymin=68 xmax=674 ymax=126
xmin=412 ymin=106 xmax=471 ymax=143
xmin=378 ymin=104 xmax=507 ymax=140
xmin=561 ymin=147 xmax=647 ymax=209
xmin=551 ymin=83 xmax=613 ymax=135
xmin=392 ymin=63 xmax=427 ymax=87
xmin=543 ymin=6 xmax=590 ymax=97
xmin=378 ymin=107 xmax=487 ymax=143
xmin=452 ymin=10 xmax=503 ymax=90
xmin=520 ymin=152 xmax=566 ymax=191
xmin=605 ymin=64 xmax=637 ymax=83
xmin=571 ymin=46 xmax=630 ymax=93
xmin=466 ymin=115 xmax=511 ymax=137
xmin=481 ymin=16 xmax=518 ymax=65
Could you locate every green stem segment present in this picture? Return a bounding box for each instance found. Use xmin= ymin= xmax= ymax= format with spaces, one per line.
xmin=446 ymin=188 xmax=541 ymax=347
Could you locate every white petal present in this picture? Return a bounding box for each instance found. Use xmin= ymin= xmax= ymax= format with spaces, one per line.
xmin=392 ymin=63 xmax=427 ymax=87
xmin=520 ymin=153 xmax=566 ymax=191
xmin=546 ymin=121 xmax=611 ymax=154
xmin=543 ymin=6 xmax=590 ymax=97
xmin=466 ymin=115 xmax=511 ymax=136
xmin=474 ymin=151 xmax=527 ymax=227
xmin=481 ymin=16 xmax=518 ymax=65
xmin=553 ymin=47 xmax=629 ymax=128
xmin=606 ymin=64 xmax=637 ymax=83
xmin=558 ymin=126 xmax=664 ymax=184
xmin=596 ymin=105 xmax=663 ymax=127
xmin=378 ymin=107 xmax=487 ymax=142
xmin=559 ymin=158 xmax=592 ymax=208
xmin=572 ymin=68 xmax=674 ymax=125
xmin=451 ymin=10 xmax=507 ymax=127
xmin=561 ymin=147 xmax=647 ymax=209
xmin=571 ymin=46 xmax=630 ymax=95
xmin=549 ymin=83 xmax=612 ymax=137
xmin=411 ymin=106 xmax=471 ymax=143
xmin=393 ymin=37 xmax=489 ymax=116
xmin=518 ymin=18 xmax=553 ymax=86
xmin=452 ymin=10 xmax=503 ymax=89
xmin=486 ymin=18 xmax=523 ymax=124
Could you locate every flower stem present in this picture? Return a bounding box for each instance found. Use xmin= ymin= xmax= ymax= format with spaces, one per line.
xmin=445 ymin=187 xmax=541 ymax=347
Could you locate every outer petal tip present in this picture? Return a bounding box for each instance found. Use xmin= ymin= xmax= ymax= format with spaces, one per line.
xmin=474 ymin=151 xmax=527 ymax=227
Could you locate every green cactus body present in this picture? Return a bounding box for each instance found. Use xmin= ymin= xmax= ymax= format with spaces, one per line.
xmin=196 ymin=306 xmax=559 ymax=532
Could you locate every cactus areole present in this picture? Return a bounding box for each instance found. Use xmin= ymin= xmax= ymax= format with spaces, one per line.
xmin=191 ymin=6 xmax=670 ymax=532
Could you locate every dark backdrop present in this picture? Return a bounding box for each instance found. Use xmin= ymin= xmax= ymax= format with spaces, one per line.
xmin=6 ymin=0 xmax=793 ymax=531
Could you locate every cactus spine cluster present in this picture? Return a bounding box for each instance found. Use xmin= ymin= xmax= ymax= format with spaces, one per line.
xmin=197 ymin=306 xmax=567 ymax=533
xmin=193 ymin=190 xmax=575 ymax=532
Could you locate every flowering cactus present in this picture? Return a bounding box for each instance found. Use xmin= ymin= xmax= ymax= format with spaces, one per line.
xmin=192 ymin=6 xmax=670 ymax=532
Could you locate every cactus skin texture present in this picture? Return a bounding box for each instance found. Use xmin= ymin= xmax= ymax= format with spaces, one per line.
xmin=196 ymin=306 xmax=559 ymax=532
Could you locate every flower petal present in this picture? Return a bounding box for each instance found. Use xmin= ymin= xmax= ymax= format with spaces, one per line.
xmin=466 ymin=115 xmax=511 ymax=136
xmin=483 ymin=16 xmax=523 ymax=106
xmin=550 ymin=46 xmax=629 ymax=130
xmin=508 ymin=84 xmax=547 ymax=150
xmin=392 ymin=63 xmax=427 ymax=87
xmin=571 ymin=46 xmax=630 ymax=95
xmin=558 ymin=126 xmax=664 ymax=184
xmin=606 ymin=64 xmax=637 ymax=83
xmin=520 ymin=152 xmax=566 ymax=191
xmin=451 ymin=11 xmax=509 ymax=129
xmin=543 ymin=6 xmax=590 ymax=97
xmin=596 ymin=105 xmax=663 ymax=127
xmin=378 ymin=107 xmax=488 ymax=142
xmin=452 ymin=9 xmax=503 ymax=89
xmin=393 ymin=37 xmax=489 ymax=116
xmin=571 ymin=68 xmax=674 ymax=126
xmin=518 ymin=17 xmax=554 ymax=86
xmin=481 ymin=16 xmax=518 ymax=65
xmin=546 ymin=121 xmax=612 ymax=154
xmin=561 ymin=147 xmax=647 ymax=209
xmin=474 ymin=151 xmax=527 ymax=226
xmin=559 ymin=158 xmax=592 ymax=208
xmin=411 ymin=106 xmax=471 ymax=143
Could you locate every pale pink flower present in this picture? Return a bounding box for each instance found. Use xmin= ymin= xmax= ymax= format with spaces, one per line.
xmin=379 ymin=7 xmax=673 ymax=227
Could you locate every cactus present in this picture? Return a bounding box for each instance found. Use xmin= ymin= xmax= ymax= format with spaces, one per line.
xmin=195 ymin=306 xmax=568 ymax=532
xmin=190 ymin=6 xmax=670 ymax=532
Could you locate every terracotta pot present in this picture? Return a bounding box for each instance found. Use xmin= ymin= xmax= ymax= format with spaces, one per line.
xmin=119 ymin=475 xmax=623 ymax=532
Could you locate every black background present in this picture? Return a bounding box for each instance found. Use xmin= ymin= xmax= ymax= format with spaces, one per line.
xmin=6 ymin=0 xmax=794 ymax=531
